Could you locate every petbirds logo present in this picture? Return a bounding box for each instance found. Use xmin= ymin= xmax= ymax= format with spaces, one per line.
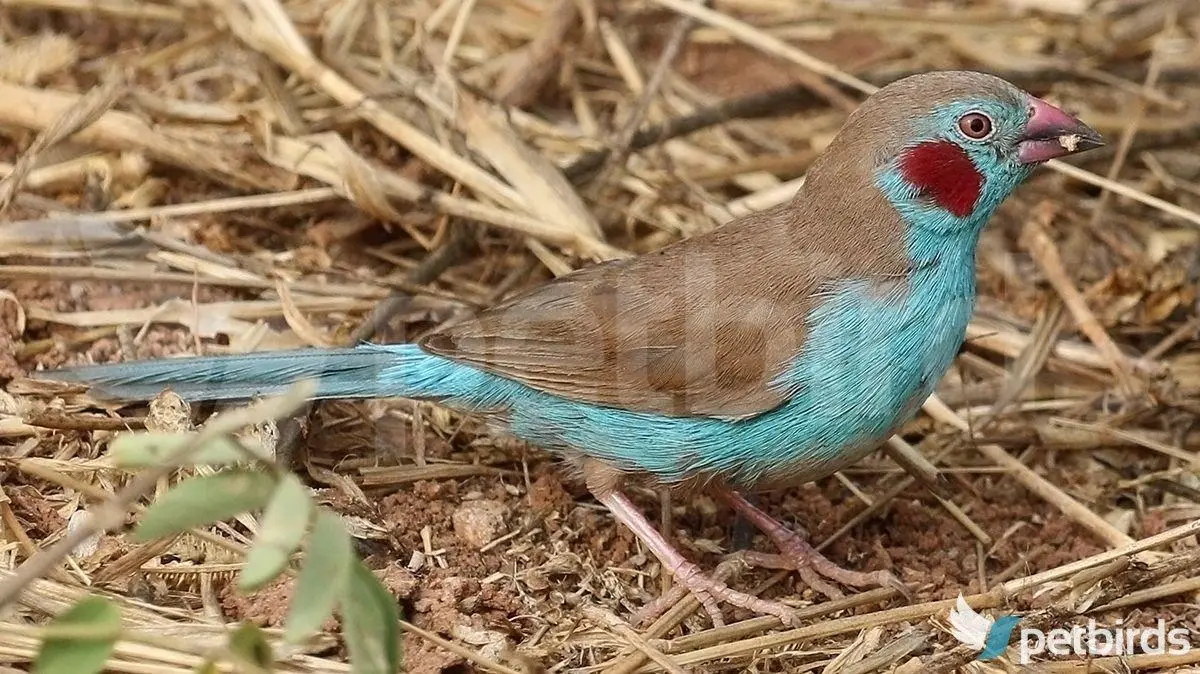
xmin=948 ymin=595 xmax=1020 ymax=661
xmin=947 ymin=594 xmax=1194 ymax=664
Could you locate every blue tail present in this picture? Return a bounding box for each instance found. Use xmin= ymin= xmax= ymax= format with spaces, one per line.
xmin=36 ymin=344 xmax=437 ymax=402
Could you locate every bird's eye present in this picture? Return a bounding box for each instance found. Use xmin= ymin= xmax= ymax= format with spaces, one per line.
xmin=957 ymin=112 xmax=993 ymax=140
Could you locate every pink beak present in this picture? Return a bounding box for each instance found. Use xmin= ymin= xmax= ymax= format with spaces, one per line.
xmin=1017 ymin=95 xmax=1105 ymax=165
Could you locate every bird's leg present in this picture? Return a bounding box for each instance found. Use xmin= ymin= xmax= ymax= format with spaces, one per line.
xmin=595 ymin=489 xmax=800 ymax=627
xmin=719 ymin=489 xmax=904 ymax=599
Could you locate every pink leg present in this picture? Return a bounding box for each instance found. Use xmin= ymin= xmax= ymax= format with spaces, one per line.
xmin=596 ymin=490 xmax=799 ymax=627
xmin=721 ymin=489 xmax=907 ymax=600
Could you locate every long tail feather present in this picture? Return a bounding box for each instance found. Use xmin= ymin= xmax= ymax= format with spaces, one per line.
xmin=35 ymin=346 xmax=406 ymax=402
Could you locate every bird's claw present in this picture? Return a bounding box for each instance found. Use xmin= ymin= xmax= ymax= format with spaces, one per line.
xmin=734 ymin=547 xmax=910 ymax=602
xmin=632 ymin=559 xmax=800 ymax=628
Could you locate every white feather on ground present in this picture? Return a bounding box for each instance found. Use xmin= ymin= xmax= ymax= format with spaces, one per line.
xmin=948 ymin=593 xmax=993 ymax=650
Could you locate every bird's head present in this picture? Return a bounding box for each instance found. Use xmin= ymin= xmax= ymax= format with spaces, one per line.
xmin=805 ymin=71 xmax=1104 ymax=238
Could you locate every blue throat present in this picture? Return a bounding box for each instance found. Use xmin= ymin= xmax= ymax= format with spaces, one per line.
xmin=380 ymin=163 xmax=1022 ymax=489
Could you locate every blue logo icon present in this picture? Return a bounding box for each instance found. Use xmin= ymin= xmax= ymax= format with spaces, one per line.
xmin=948 ymin=594 xmax=1021 ymax=661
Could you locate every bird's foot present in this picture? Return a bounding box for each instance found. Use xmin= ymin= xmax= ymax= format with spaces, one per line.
xmin=630 ymin=558 xmax=799 ymax=628
xmin=722 ymin=490 xmax=909 ymax=601
xmin=592 ymin=486 xmax=801 ymax=628
xmin=737 ymin=546 xmax=906 ymax=601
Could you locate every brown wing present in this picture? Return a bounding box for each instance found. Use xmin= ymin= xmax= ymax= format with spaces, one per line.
xmin=420 ymin=196 xmax=911 ymax=420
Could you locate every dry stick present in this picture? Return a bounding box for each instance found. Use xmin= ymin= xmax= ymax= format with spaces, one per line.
xmin=977 ymin=298 xmax=1062 ymax=414
xmin=351 ymin=222 xmax=475 ymax=342
xmin=0 ymin=77 xmax=123 ymax=214
xmin=839 ymin=629 xmax=930 ymax=674
xmin=1019 ymin=203 xmax=1139 ymax=399
xmin=264 ymin=136 xmax=625 ymax=258
xmin=398 ymin=620 xmax=523 ymax=674
xmin=1049 ymin=417 xmax=1200 ymax=465
xmin=1037 ymin=650 xmax=1200 ymax=672
xmin=270 ymin=225 xmax=476 ymax=470
xmin=0 ymin=488 xmax=74 ymax=585
xmin=21 ymin=410 xmax=145 ymax=432
xmin=1049 ymin=159 xmax=1200 ymax=228
xmin=923 ymin=395 xmax=1135 ymax=549
xmin=1093 ymin=574 xmax=1200 ymax=613
xmin=648 ymin=0 xmax=872 ymax=95
xmin=1081 ymin=47 xmax=1161 ymax=264
xmin=883 ymin=436 xmax=947 ymax=498
xmin=0 ymin=382 xmax=315 ymax=610
xmin=582 ymin=605 xmax=689 ymax=674
xmin=494 ymin=0 xmax=579 ymax=108
xmin=660 ymin=587 xmax=896 ymax=654
xmin=884 ymin=435 xmax=988 ymax=546
xmin=1145 ymin=315 xmax=1200 ymax=360
xmin=4 ymin=187 xmax=342 ymax=226
xmin=0 ymin=266 xmax=389 ymax=300
xmin=589 ymin=3 xmax=701 ymax=192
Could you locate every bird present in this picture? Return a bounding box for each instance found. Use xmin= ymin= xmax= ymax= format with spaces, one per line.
xmin=34 ymin=70 xmax=1104 ymax=627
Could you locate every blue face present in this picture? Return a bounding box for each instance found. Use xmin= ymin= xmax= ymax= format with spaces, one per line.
xmin=930 ymin=97 xmax=1036 ymax=201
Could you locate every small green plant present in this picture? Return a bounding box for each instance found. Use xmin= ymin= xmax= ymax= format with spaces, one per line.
xmin=30 ymin=383 xmax=401 ymax=674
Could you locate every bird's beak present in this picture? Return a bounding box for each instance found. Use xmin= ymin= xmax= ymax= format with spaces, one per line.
xmin=1016 ymin=95 xmax=1105 ymax=165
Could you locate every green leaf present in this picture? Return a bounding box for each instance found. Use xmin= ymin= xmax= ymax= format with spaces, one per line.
xmin=111 ymin=431 xmax=262 ymax=468
xmin=134 ymin=469 xmax=275 ymax=541
xmin=34 ymin=596 xmax=121 ymax=674
xmin=228 ymin=622 xmax=274 ymax=669
xmin=284 ymin=510 xmax=353 ymax=643
xmin=342 ymin=559 xmax=401 ymax=674
xmin=240 ymin=474 xmax=314 ymax=591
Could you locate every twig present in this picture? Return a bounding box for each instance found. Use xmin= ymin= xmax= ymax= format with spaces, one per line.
xmin=1019 ymin=203 xmax=1140 ymax=398
xmin=589 ymin=3 xmax=701 ymax=190
xmin=0 ymin=81 xmax=288 ymax=190
xmin=21 ymin=409 xmax=145 ymax=432
xmin=4 ymin=187 xmax=342 ymax=226
xmin=398 ymin=619 xmax=524 ymax=674
xmin=494 ymin=0 xmax=579 ymax=108
xmin=922 ymin=395 xmax=1136 ymax=549
xmin=882 ymin=436 xmax=947 ymax=498
xmin=0 ymin=76 xmax=123 ymax=213
xmin=582 ymin=605 xmax=688 ymax=674
xmin=1047 ymin=159 xmax=1200 ymax=228
xmin=351 ymin=222 xmax=474 ymax=343
xmin=0 ymin=265 xmax=390 ymax=299
xmin=563 ymin=68 xmax=1200 ymax=182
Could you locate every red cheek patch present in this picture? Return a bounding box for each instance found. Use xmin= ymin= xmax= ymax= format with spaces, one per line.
xmin=897 ymin=141 xmax=983 ymax=218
